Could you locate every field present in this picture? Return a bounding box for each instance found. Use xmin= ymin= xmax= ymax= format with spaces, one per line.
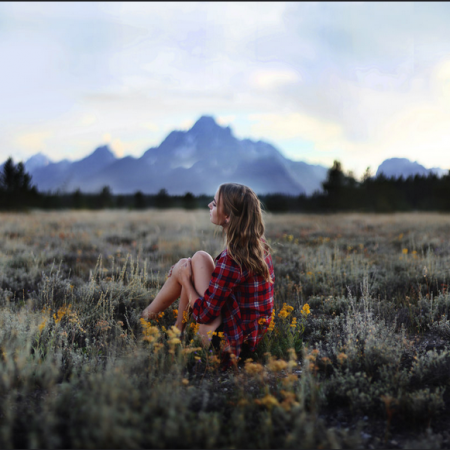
xmin=1 ymin=209 xmax=450 ymax=448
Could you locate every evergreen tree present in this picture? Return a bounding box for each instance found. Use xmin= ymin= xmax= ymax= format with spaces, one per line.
xmin=0 ymin=157 xmax=39 ymax=209
xmin=134 ymin=191 xmax=145 ymax=209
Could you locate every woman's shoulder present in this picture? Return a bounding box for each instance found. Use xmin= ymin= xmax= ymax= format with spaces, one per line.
xmin=214 ymin=248 xmax=227 ymax=262
xmin=215 ymin=248 xmax=236 ymax=265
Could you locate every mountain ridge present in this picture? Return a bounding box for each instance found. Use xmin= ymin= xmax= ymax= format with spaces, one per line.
xmin=19 ymin=116 xmax=328 ymax=195
xmin=376 ymin=157 xmax=447 ymax=178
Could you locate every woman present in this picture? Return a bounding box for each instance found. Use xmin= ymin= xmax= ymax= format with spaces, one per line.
xmin=142 ymin=183 xmax=275 ymax=362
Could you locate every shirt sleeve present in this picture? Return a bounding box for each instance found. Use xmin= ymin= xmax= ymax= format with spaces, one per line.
xmin=191 ymin=252 xmax=241 ymax=324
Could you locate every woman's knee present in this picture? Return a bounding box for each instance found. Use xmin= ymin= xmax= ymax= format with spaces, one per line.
xmin=192 ymin=251 xmax=214 ymax=268
xmin=170 ymin=258 xmax=190 ymax=279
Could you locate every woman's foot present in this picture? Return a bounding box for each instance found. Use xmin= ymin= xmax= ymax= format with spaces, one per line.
xmin=141 ymin=308 xmax=158 ymax=321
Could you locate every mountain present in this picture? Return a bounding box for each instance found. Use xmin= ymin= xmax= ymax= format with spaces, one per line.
xmin=376 ymin=158 xmax=448 ymax=178
xmin=30 ymin=145 xmax=117 ymax=192
xmin=24 ymin=152 xmax=52 ymax=172
xmin=14 ymin=116 xmax=329 ymax=195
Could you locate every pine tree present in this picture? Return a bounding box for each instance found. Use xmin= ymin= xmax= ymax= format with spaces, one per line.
xmin=0 ymin=157 xmax=39 ymax=209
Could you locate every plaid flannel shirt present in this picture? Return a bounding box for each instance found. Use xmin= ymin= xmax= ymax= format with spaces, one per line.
xmin=192 ymin=248 xmax=275 ymax=359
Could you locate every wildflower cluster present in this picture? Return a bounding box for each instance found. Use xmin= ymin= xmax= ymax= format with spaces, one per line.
xmin=278 ymin=303 xmax=294 ymax=319
xmin=52 ymin=304 xmax=86 ymax=333
xmin=140 ymin=317 xmax=160 ymax=343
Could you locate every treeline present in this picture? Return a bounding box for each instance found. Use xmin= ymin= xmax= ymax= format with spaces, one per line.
xmin=264 ymin=161 xmax=450 ymax=212
xmin=2 ymin=157 xmax=450 ymax=212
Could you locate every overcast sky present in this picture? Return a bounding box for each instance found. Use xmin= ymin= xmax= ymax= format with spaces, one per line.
xmin=2 ymin=2 xmax=450 ymax=176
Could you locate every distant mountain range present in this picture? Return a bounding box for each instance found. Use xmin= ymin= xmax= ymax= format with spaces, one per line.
xmin=376 ymin=158 xmax=447 ymax=178
xmin=4 ymin=116 xmax=448 ymax=195
xmin=19 ymin=116 xmax=329 ymax=196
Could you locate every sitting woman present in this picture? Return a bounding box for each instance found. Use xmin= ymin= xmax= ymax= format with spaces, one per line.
xmin=142 ymin=182 xmax=275 ymax=364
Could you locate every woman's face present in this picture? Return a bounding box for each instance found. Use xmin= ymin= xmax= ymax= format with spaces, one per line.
xmin=208 ymin=188 xmax=228 ymax=227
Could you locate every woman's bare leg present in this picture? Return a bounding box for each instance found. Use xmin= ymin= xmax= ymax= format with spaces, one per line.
xmin=141 ymin=258 xmax=188 ymax=320
xmin=188 ymin=251 xmax=223 ymax=345
xmin=174 ymin=286 xmax=190 ymax=331
xmin=198 ymin=315 xmax=222 ymax=346
xmin=175 ymin=251 xmax=218 ymax=334
xmin=142 ymin=251 xmax=220 ymax=337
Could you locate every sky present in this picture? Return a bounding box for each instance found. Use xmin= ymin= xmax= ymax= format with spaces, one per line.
xmin=2 ymin=2 xmax=450 ymax=177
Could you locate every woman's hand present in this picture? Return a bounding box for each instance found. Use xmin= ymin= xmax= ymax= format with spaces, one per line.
xmin=178 ymin=257 xmax=193 ymax=286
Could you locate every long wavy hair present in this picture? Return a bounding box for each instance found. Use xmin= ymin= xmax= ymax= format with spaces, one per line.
xmin=218 ymin=183 xmax=273 ymax=283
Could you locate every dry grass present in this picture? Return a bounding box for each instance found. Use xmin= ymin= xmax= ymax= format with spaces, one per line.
xmin=0 ymin=209 xmax=449 ymax=448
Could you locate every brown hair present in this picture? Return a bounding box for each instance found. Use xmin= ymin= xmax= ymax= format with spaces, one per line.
xmin=218 ymin=183 xmax=273 ymax=283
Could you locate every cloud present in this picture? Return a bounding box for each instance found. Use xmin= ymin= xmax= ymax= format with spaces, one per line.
xmin=249 ymin=68 xmax=301 ymax=90
xmin=249 ymin=112 xmax=344 ymax=151
xmin=80 ymin=114 xmax=98 ymax=126
xmin=141 ymin=121 xmax=160 ymax=132
xmin=178 ymin=119 xmax=195 ymax=130
xmin=217 ymin=115 xmax=236 ymax=126
xmin=110 ymin=138 xmax=128 ymax=158
xmin=3 ymin=2 xmax=450 ymax=176
xmin=13 ymin=130 xmax=53 ymax=152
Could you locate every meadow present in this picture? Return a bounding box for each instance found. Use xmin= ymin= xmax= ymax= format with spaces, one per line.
xmin=0 ymin=209 xmax=450 ymax=448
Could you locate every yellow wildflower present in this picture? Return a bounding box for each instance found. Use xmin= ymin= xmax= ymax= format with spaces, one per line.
xmin=255 ymin=394 xmax=279 ymax=410
xmin=182 ymin=347 xmax=202 ymax=354
xmin=402 ymin=248 xmax=408 ymax=255
xmin=172 ymin=309 xmax=178 ymax=318
xmin=244 ymin=361 xmax=264 ymax=375
xmin=268 ymin=309 xmax=276 ymax=332
xmin=167 ymin=325 xmax=181 ymax=338
xmin=280 ymin=390 xmax=300 ymax=411
xmin=140 ymin=317 xmax=160 ymax=343
xmin=301 ymin=304 xmax=311 ymax=316
xmin=38 ymin=319 xmax=47 ymax=333
xmin=282 ymin=373 xmax=298 ymax=387
xmin=267 ymin=356 xmax=288 ymax=372
xmin=191 ymin=323 xmax=200 ymax=334
xmin=53 ymin=304 xmax=73 ymax=324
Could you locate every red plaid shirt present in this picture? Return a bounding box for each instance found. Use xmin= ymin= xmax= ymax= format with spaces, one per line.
xmin=192 ymin=248 xmax=275 ymax=359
